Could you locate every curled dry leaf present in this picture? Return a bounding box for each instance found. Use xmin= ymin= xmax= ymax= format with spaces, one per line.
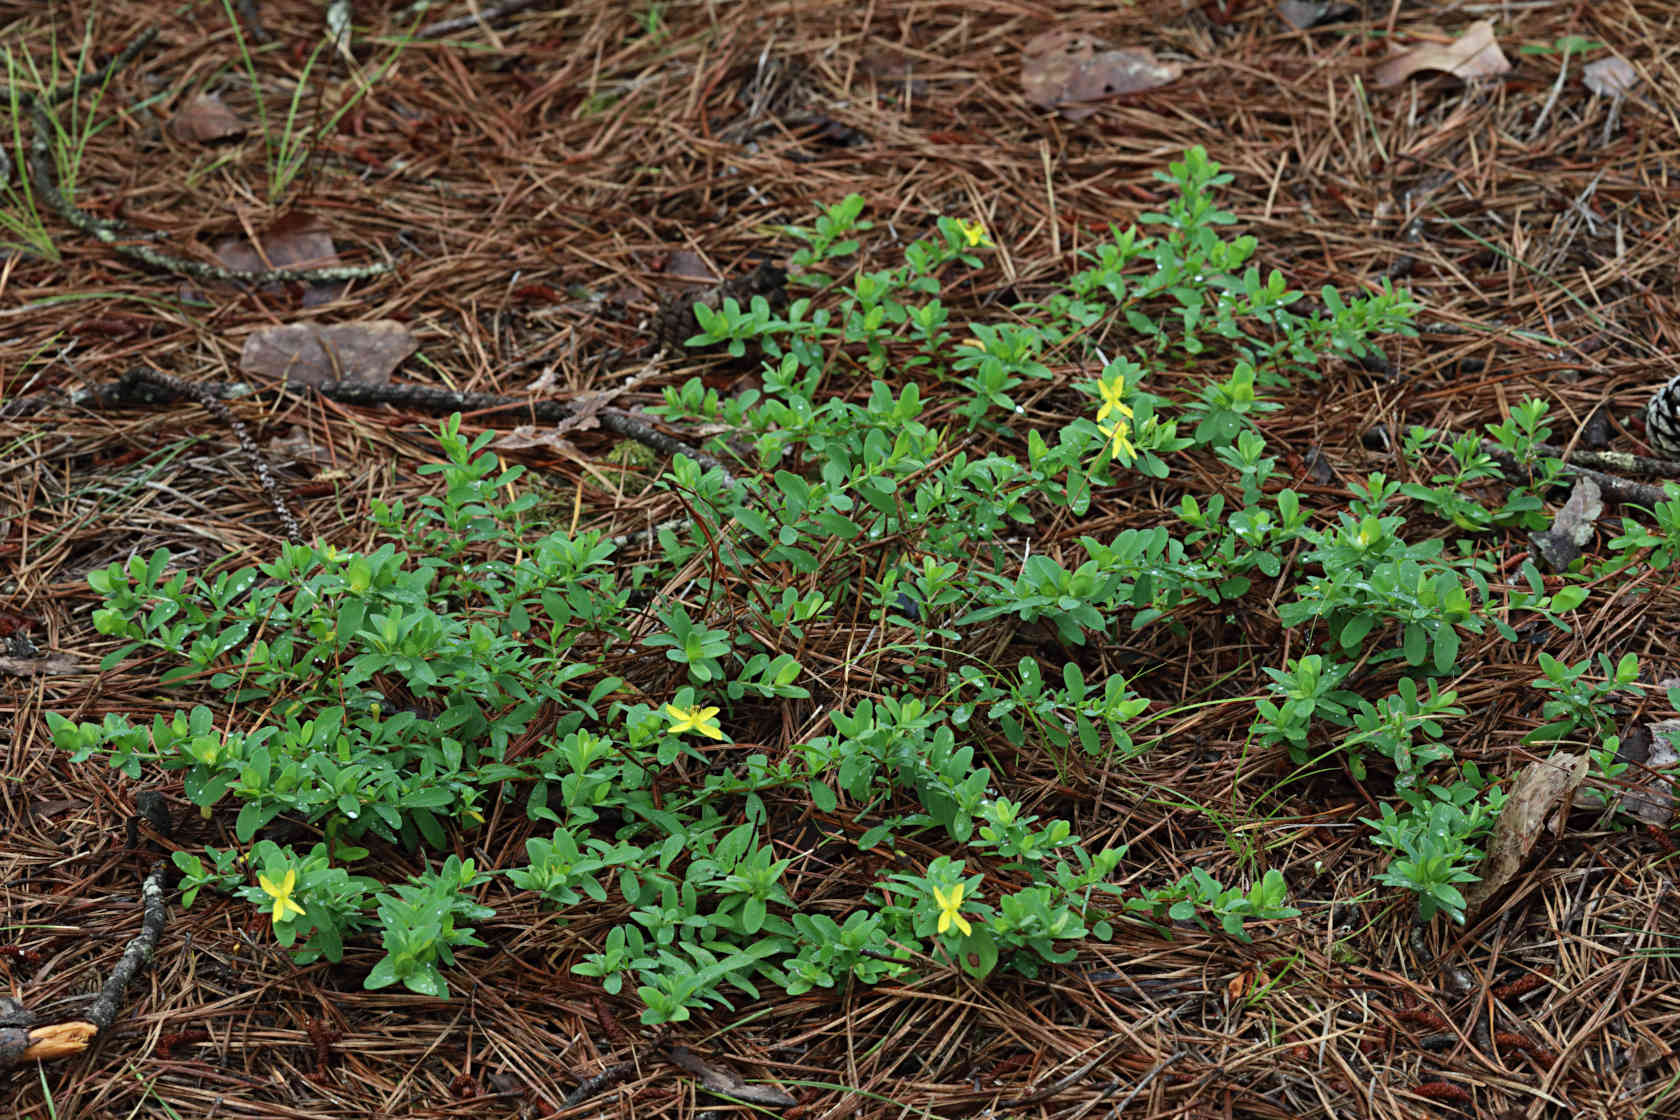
xmin=665 ymin=1045 xmax=797 ymax=1109
xmin=1583 ymin=56 xmax=1639 ymax=98
xmin=1372 ymin=20 xmax=1512 ymax=88
xmin=239 ymin=321 xmax=417 ymax=388
xmin=1022 ymin=31 xmax=1183 ymax=121
xmin=1462 ymin=753 xmax=1586 ymax=918
xmin=1529 ymin=476 xmax=1602 ymax=573
xmin=1619 ymin=720 xmax=1677 ymax=827
xmin=169 ymin=93 xmax=248 ymax=143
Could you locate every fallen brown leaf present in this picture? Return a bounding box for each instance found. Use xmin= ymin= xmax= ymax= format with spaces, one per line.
xmin=1620 ymin=720 xmax=1677 ymax=827
xmin=1022 ymin=31 xmax=1182 ymax=121
xmin=239 ymin=321 xmax=417 ymax=388
xmin=1583 ymin=56 xmax=1639 ymax=98
xmin=665 ymin=1045 xmax=797 ymax=1109
xmin=1463 ymin=753 xmax=1586 ymax=917
xmin=1373 ymin=21 xmax=1512 ymax=87
xmin=169 ymin=93 xmax=248 ymax=143
xmin=214 ymin=212 xmax=348 ymax=306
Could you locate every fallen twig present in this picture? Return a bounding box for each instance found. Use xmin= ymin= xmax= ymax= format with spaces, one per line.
xmin=0 ymin=861 xmax=169 ymax=1071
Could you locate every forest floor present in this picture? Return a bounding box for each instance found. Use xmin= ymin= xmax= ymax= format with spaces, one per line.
xmin=3 ymin=1 xmax=1679 ymax=1118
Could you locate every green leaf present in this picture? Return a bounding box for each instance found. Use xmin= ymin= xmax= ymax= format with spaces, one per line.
xmin=1401 ymin=623 xmax=1427 ymax=666
xmin=1338 ymin=613 xmax=1375 ymax=650
xmin=365 ymin=956 xmax=400 ymax=990
xmin=857 ymin=823 xmax=894 ymax=851
xmin=808 ymin=780 xmax=837 ymax=813
xmin=1433 ymin=626 xmax=1460 ymax=674
xmin=1549 ymin=585 xmax=1588 ymax=612
xmin=957 ymin=926 xmax=998 ymax=978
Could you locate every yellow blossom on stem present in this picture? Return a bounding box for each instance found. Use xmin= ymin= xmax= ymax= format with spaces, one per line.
xmin=258 ymin=869 xmax=306 ymax=925
xmin=663 ymin=703 xmax=726 ymax=740
xmin=1100 ymin=418 xmax=1137 ymax=461
xmin=933 ymin=883 xmax=972 ymax=936
xmin=953 ymin=218 xmax=993 ymax=248
xmin=1096 ymin=375 xmax=1133 ymax=423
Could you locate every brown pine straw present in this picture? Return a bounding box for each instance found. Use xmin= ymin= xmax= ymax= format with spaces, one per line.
xmin=4 ymin=1 xmax=1679 ymax=1116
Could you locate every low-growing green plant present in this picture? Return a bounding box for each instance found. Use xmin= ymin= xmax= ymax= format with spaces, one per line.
xmin=1605 ymin=482 xmax=1680 ymax=572
xmin=1526 ymin=651 xmax=1639 ymax=804
xmin=1363 ymin=765 xmax=1505 ymax=924
xmin=67 ymin=147 xmax=1632 ymax=1022
xmin=1277 ymin=473 xmax=1485 ymax=673
xmin=366 ymin=856 xmax=496 ymax=996
xmin=1126 ymin=867 xmax=1300 ymax=941
xmin=1342 ymin=677 xmax=1465 ymax=786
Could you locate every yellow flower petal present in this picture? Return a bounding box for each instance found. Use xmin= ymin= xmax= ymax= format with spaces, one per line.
xmin=1096 ymin=375 xmax=1134 ymax=423
xmin=933 ymin=883 xmax=972 ymax=936
xmin=954 ymin=218 xmax=992 ymax=247
xmin=1100 ymin=418 xmax=1137 ymax=460
xmin=259 ymin=869 xmax=306 ymax=924
xmin=664 ymin=703 xmax=726 ymax=740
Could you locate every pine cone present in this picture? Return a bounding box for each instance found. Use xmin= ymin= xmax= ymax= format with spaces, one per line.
xmin=1645 ymin=373 xmax=1680 ymax=457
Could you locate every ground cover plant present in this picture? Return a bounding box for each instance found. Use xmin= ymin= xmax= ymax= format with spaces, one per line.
xmin=3 ymin=3 xmax=1679 ymax=1119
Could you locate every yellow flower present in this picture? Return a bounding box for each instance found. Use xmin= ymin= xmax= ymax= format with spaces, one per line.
xmin=1096 ymin=375 xmax=1133 ymax=423
xmin=258 ymin=869 xmax=306 ymax=925
xmin=954 ymin=218 xmax=993 ymax=248
xmin=663 ymin=703 xmax=726 ymax=740
xmin=933 ymin=883 xmax=972 ymax=936
xmin=1100 ymin=418 xmax=1137 ymax=461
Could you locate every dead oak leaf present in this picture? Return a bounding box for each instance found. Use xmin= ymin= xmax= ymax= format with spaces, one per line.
xmin=213 ymin=212 xmax=348 ymax=306
xmin=240 ymin=321 xmax=416 ymax=388
xmin=1462 ymin=753 xmax=1586 ymax=918
xmin=1022 ymin=31 xmax=1182 ymax=121
xmin=214 ymin=212 xmax=340 ymax=273
xmin=1373 ymin=20 xmax=1512 ymax=87
xmin=169 ymin=93 xmax=248 ymax=143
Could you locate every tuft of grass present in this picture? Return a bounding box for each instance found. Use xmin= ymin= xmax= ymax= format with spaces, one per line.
xmin=219 ymin=0 xmax=415 ymax=204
